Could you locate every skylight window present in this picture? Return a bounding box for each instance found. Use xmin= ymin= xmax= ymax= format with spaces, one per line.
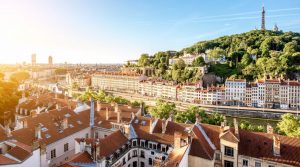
xmin=64 ymin=113 xmax=71 ymax=118
xmin=69 ymin=124 xmax=74 ymax=128
xmin=41 ymin=127 xmax=48 ymax=132
xmin=134 ymin=120 xmax=139 ymax=124
xmin=45 ymin=134 xmax=51 ymax=138
xmin=77 ymin=120 xmax=82 ymax=125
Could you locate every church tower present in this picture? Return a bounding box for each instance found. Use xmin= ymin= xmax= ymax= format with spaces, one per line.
xmin=261 ymin=1 xmax=266 ymax=31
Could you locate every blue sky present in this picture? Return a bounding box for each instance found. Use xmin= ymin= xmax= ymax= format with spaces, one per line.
xmin=0 ymin=0 xmax=299 ymax=64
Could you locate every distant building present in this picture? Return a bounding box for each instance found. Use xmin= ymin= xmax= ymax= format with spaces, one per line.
xmin=48 ymin=56 xmax=53 ymax=65
xmin=32 ymin=53 xmax=36 ymax=65
xmin=273 ymin=24 xmax=279 ymax=32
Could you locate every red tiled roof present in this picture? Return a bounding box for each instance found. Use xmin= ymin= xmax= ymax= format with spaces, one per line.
xmin=6 ymin=146 xmax=31 ymax=161
xmin=189 ymin=125 xmax=215 ymax=160
xmin=239 ymin=130 xmax=300 ymax=166
xmin=165 ymin=145 xmax=189 ymax=167
xmin=99 ymin=130 xmax=128 ymax=157
xmin=0 ymin=155 xmax=18 ymax=165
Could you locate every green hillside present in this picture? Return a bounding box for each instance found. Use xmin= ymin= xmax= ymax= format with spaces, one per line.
xmin=133 ymin=30 xmax=300 ymax=82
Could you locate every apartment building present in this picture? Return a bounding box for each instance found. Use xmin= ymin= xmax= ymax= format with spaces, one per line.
xmin=195 ymin=85 xmax=225 ymax=105
xmin=225 ymin=79 xmax=247 ymax=105
xmin=225 ymin=79 xmax=300 ymax=109
xmin=91 ymin=72 xmax=143 ymax=93
xmin=139 ymin=80 xmax=178 ymax=100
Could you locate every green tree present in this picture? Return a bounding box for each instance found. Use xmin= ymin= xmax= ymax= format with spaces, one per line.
xmin=10 ymin=71 xmax=30 ymax=83
xmin=149 ymin=99 xmax=176 ymax=119
xmin=138 ymin=54 xmax=150 ymax=67
xmin=0 ymin=72 xmax=4 ymax=80
xmin=283 ymin=41 xmax=298 ymax=54
xmin=277 ymin=114 xmax=300 ymax=137
xmin=192 ymin=56 xmax=205 ymax=66
xmin=241 ymin=53 xmax=252 ymax=67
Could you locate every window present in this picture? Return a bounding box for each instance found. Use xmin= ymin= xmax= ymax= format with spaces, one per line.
xmin=85 ymin=133 xmax=89 ymax=138
xmin=149 ymin=143 xmax=153 ymax=149
xmin=51 ymin=149 xmax=56 ymax=159
xmin=153 ymin=144 xmax=157 ymax=150
xmin=224 ymin=160 xmax=233 ymax=167
xmin=128 ymin=152 xmax=131 ymax=160
xmin=268 ymin=165 xmax=275 ymax=167
xmin=123 ymin=158 xmax=126 ymax=165
xmin=149 ymin=158 xmax=153 ymax=165
xmin=95 ymin=132 xmax=98 ymax=138
xmin=140 ymin=150 xmax=145 ymax=158
xmin=215 ymin=153 xmax=221 ymax=160
xmin=133 ymin=150 xmax=138 ymax=157
xmin=140 ymin=162 xmax=145 ymax=167
xmin=0 ymin=148 xmax=2 ymax=154
xmin=151 ymin=151 xmax=154 ymax=155
xmin=243 ymin=160 xmax=248 ymax=167
xmin=141 ymin=141 xmax=145 ymax=147
xmin=162 ymin=146 xmax=166 ymax=152
xmin=64 ymin=143 xmax=69 ymax=152
xmin=162 ymin=156 xmax=166 ymax=161
xmin=133 ymin=161 xmax=137 ymax=167
xmin=255 ymin=162 xmax=262 ymax=167
xmin=224 ymin=146 xmax=234 ymax=157
xmin=133 ymin=140 xmax=137 ymax=147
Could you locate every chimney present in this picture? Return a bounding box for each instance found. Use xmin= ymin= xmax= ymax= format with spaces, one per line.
xmin=273 ymin=135 xmax=281 ymax=156
xmin=195 ymin=113 xmax=201 ymax=124
xmin=96 ymin=101 xmax=101 ymax=112
xmin=162 ymin=119 xmax=167 ymax=134
xmin=105 ymin=107 xmax=110 ymax=120
xmin=5 ymin=125 xmax=12 ymax=137
xmin=64 ymin=95 xmax=68 ymax=102
xmin=117 ymin=111 xmax=122 ymax=123
xmin=233 ymin=118 xmax=239 ymax=137
xmin=62 ymin=117 xmax=68 ymax=130
xmin=79 ymin=138 xmax=86 ymax=152
xmin=23 ymin=120 xmax=28 ymax=128
xmin=267 ymin=124 xmax=274 ymax=134
xmin=131 ymin=112 xmax=136 ymax=121
xmin=68 ymin=100 xmax=72 ymax=110
xmin=90 ymin=98 xmax=95 ymax=128
xmin=56 ymin=104 xmax=61 ymax=111
xmin=35 ymin=125 xmax=42 ymax=139
xmin=149 ymin=118 xmax=154 ymax=134
xmin=114 ymin=103 xmax=119 ymax=113
xmin=174 ymin=131 xmax=182 ymax=149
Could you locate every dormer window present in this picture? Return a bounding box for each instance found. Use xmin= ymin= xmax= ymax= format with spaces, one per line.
xmin=243 ymin=159 xmax=248 ymax=167
xmin=132 ymin=140 xmax=137 ymax=147
xmin=224 ymin=146 xmax=234 ymax=157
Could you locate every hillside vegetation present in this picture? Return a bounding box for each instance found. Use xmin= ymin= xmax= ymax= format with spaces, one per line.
xmin=134 ymin=30 xmax=300 ymax=82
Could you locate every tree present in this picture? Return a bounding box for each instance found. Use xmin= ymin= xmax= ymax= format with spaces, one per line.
xmin=283 ymin=41 xmax=298 ymax=54
xmin=149 ymin=99 xmax=176 ymax=119
xmin=192 ymin=56 xmax=205 ymax=67
xmin=277 ymin=114 xmax=300 ymax=137
xmin=241 ymin=53 xmax=252 ymax=67
xmin=0 ymin=72 xmax=4 ymax=80
xmin=55 ymin=68 xmax=67 ymax=75
xmin=138 ymin=54 xmax=150 ymax=67
xmin=10 ymin=71 xmax=30 ymax=83
xmin=208 ymin=47 xmax=225 ymax=63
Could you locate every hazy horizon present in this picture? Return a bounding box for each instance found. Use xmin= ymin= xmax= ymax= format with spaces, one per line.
xmin=0 ymin=0 xmax=300 ymax=64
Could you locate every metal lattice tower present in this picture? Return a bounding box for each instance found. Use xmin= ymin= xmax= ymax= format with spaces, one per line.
xmin=261 ymin=0 xmax=266 ymax=30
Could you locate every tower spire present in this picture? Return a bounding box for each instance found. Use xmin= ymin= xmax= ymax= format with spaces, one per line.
xmin=261 ymin=0 xmax=266 ymax=31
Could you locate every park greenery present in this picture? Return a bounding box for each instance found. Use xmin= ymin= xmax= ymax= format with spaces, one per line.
xmin=277 ymin=113 xmax=300 ymax=137
xmin=10 ymin=71 xmax=30 ymax=83
xmin=133 ymin=30 xmax=300 ymax=82
xmin=0 ymin=73 xmax=24 ymax=124
xmin=78 ymin=89 xmax=143 ymax=107
xmin=149 ymin=99 xmax=224 ymax=126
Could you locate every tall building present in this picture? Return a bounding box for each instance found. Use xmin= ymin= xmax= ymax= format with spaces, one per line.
xmin=31 ymin=53 xmax=36 ymax=65
xmin=261 ymin=2 xmax=266 ymax=31
xmin=48 ymin=55 xmax=53 ymax=65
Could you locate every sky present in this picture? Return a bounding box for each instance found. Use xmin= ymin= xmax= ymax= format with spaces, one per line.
xmin=0 ymin=0 xmax=299 ymax=64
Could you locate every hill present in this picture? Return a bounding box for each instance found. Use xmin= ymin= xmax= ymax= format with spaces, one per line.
xmin=133 ymin=30 xmax=300 ymax=82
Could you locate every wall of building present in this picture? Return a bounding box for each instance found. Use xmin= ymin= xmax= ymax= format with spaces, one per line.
xmin=188 ymin=155 xmax=214 ymax=167
xmin=46 ymin=127 xmax=90 ymax=167
xmin=1 ymin=149 xmax=41 ymax=167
